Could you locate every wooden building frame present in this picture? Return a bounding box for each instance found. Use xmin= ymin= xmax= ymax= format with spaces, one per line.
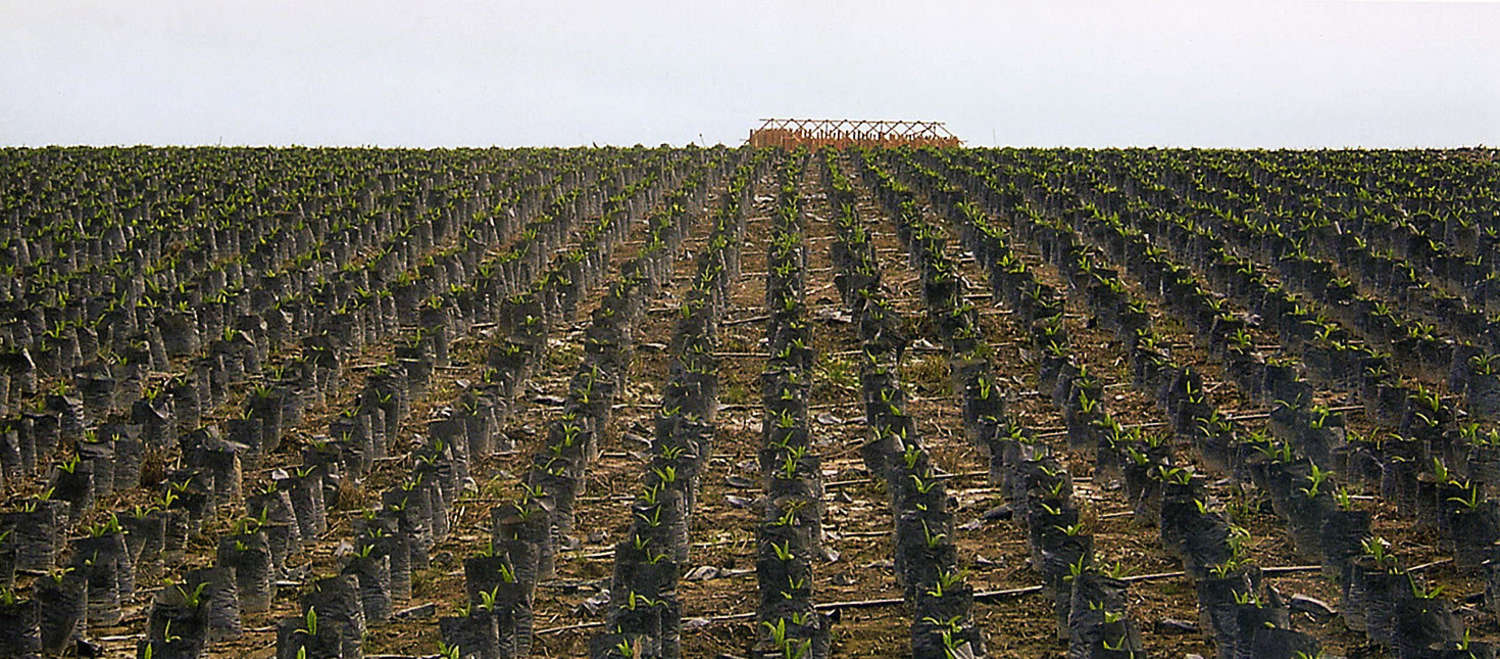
xmin=746 ymin=118 xmax=961 ymax=149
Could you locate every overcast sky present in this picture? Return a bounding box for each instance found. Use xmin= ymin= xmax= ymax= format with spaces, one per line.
xmin=2 ymin=1 xmax=1497 ymax=148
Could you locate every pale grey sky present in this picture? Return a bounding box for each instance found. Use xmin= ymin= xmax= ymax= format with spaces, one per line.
xmin=2 ymin=1 xmax=1497 ymax=148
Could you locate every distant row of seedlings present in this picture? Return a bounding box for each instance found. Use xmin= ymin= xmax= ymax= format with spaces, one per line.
xmin=1302 ymin=149 xmax=1500 ymax=317
xmin=1114 ymin=151 xmax=1490 ymax=430
xmin=742 ymin=154 xmax=833 ymax=659
xmin=828 ymin=152 xmax=985 ymax=658
xmin=1226 ymin=151 xmax=1497 ymax=368
xmin=586 ymin=151 xmax=764 ymax=659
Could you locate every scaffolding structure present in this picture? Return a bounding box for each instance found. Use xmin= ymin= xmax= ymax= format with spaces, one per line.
xmin=746 ymin=118 xmax=961 ymax=150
